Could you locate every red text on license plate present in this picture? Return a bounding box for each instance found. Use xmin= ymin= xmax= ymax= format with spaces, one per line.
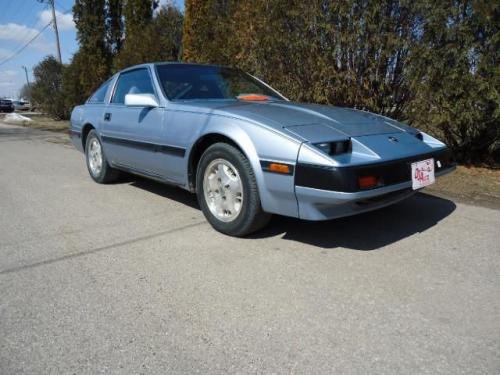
xmin=411 ymin=158 xmax=435 ymax=190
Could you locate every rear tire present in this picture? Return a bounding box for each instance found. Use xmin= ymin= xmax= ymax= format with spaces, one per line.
xmin=85 ymin=129 xmax=119 ymax=183
xmin=196 ymin=143 xmax=271 ymax=236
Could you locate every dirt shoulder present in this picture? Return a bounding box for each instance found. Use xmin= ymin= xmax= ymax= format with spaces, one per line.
xmin=1 ymin=113 xmax=498 ymax=209
xmin=0 ymin=113 xmax=69 ymax=133
xmin=426 ymin=166 xmax=500 ymax=210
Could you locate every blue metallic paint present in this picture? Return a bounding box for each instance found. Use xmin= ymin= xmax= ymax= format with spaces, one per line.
xmin=70 ymin=62 xmax=455 ymax=221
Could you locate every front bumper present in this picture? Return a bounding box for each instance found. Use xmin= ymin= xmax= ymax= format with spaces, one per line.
xmin=295 ymin=148 xmax=454 ymax=192
xmin=295 ymin=150 xmax=456 ymax=220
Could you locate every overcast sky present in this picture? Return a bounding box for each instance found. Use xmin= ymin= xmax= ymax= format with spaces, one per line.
xmin=0 ymin=0 xmax=184 ymax=98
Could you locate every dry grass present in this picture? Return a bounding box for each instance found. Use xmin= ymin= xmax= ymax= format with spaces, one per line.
xmin=26 ymin=117 xmax=70 ymax=132
xmin=427 ymin=166 xmax=500 ymax=208
xmin=0 ymin=113 xmax=69 ymax=133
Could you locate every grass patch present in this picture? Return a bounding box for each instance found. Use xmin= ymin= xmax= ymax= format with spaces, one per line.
xmin=0 ymin=113 xmax=69 ymax=133
xmin=426 ymin=166 xmax=500 ymax=209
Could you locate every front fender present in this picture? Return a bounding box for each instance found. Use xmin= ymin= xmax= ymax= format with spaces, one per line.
xmin=191 ymin=115 xmax=301 ymax=218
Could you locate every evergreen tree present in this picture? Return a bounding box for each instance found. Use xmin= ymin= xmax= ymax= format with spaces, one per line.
xmin=106 ymin=0 xmax=124 ymax=56
xmin=30 ymin=56 xmax=66 ymax=119
xmin=70 ymin=0 xmax=112 ymax=100
xmin=61 ymin=52 xmax=89 ymax=114
xmin=148 ymin=3 xmax=184 ymax=62
xmin=182 ymin=0 xmax=237 ymax=64
xmin=19 ymin=84 xmax=32 ymax=103
xmin=113 ymin=0 xmax=159 ymax=69
xmin=182 ymin=0 xmax=498 ymax=164
xmin=405 ymin=0 xmax=499 ymax=164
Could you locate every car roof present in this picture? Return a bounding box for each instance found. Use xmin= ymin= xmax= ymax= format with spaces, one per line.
xmin=120 ymin=61 xmax=230 ymax=73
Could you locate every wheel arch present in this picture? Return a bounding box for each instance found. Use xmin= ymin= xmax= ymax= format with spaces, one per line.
xmin=185 ymin=119 xmax=300 ymax=219
xmin=187 ymin=132 xmax=251 ymax=192
xmin=81 ymin=123 xmax=95 ymax=149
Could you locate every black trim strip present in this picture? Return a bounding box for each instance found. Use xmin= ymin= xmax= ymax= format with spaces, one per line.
xmin=69 ymin=129 xmax=81 ymax=138
xmin=113 ymin=162 xmax=163 ymax=179
xmin=260 ymin=160 xmax=295 ymax=175
xmin=295 ymin=149 xmax=454 ymax=192
xmin=101 ymin=135 xmax=186 ymax=157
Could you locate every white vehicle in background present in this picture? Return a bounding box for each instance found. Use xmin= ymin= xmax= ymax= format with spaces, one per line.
xmin=12 ymin=100 xmax=31 ymax=111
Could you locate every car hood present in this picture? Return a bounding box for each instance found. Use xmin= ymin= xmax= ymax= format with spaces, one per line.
xmin=213 ymin=100 xmax=413 ymax=140
xmin=171 ymin=99 xmax=444 ymax=167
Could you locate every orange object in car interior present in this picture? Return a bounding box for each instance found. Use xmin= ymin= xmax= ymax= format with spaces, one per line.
xmin=237 ymin=94 xmax=270 ymax=101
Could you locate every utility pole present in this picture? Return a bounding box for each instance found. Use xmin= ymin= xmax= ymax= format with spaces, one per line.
xmin=50 ymin=0 xmax=62 ymax=63
xmin=22 ymin=66 xmax=30 ymax=88
xmin=38 ymin=0 xmax=62 ymax=63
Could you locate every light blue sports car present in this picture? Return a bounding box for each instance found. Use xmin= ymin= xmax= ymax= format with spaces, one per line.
xmin=70 ymin=63 xmax=456 ymax=236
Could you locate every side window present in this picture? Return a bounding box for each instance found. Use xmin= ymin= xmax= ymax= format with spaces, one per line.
xmin=111 ymin=69 xmax=155 ymax=104
xmin=88 ymin=79 xmax=111 ymax=103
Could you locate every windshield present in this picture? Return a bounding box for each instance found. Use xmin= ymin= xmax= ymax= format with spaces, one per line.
xmin=155 ymin=64 xmax=284 ymax=101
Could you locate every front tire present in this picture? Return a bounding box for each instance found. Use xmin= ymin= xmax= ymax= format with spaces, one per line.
xmin=196 ymin=143 xmax=271 ymax=236
xmin=85 ymin=130 xmax=119 ymax=183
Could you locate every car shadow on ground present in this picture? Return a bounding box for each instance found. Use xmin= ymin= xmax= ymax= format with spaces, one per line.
xmin=126 ymin=177 xmax=200 ymax=209
xmin=126 ymin=176 xmax=456 ymax=251
xmin=0 ymin=178 xmax=457 ymax=276
xmin=250 ymin=193 xmax=456 ymax=250
xmin=126 ymin=177 xmax=456 ymax=250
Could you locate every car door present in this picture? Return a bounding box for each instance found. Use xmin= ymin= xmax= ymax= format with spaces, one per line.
xmin=100 ymin=67 xmax=166 ymax=177
xmin=82 ymin=78 xmax=113 ymax=144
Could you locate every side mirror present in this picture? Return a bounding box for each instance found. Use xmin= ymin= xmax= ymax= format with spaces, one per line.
xmin=124 ymin=93 xmax=159 ymax=107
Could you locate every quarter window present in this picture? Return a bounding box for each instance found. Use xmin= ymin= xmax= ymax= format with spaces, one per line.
xmin=88 ymin=79 xmax=111 ymax=103
xmin=111 ymin=69 xmax=155 ymax=104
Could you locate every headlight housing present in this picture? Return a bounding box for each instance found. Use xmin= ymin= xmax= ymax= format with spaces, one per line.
xmin=314 ymin=139 xmax=351 ymax=156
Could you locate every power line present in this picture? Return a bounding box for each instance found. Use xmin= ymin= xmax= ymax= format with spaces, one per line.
xmin=0 ymin=1 xmax=72 ymax=67
xmin=14 ymin=4 xmax=49 ymax=48
xmin=0 ymin=1 xmax=49 ymax=67
xmin=0 ymin=21 xmax=53 ymax=67
xmin=18 ymin=2 xmax=48 ymax=29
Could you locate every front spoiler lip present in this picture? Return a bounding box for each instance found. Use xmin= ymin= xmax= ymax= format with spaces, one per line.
xmin=294 ymin=164 xmax=456 ymax=220
xmin=295 ymin=164 xmax=456 ymax=202
xmin=295 ymin=148 xmax=454 ymax=192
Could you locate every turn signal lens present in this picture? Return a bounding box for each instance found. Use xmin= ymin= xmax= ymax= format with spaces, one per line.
xmin=268 ymin=163 xmax=291 ymax=174
xmin=358 ymin=175 xmax=378 ymax=189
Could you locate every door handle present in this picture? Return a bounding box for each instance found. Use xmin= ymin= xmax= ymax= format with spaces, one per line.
xmin=104 ymin=112 xmax=111 ymax=121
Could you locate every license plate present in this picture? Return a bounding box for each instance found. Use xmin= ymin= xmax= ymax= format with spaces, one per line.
xmin=411 ymin=158 xmax=435 ymax=190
